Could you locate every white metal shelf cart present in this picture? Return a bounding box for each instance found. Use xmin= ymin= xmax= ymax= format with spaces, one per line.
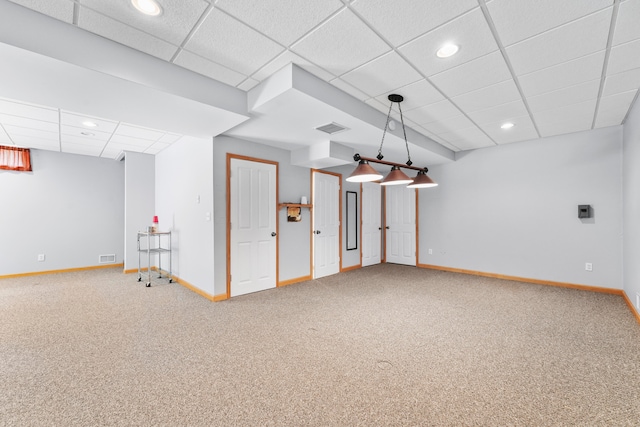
xmin=137 ymin=231 xmax=173 ymax=287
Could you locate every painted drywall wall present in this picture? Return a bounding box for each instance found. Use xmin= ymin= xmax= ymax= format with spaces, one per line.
xmin=123 ymin=151 xmax=154 ymax=272
xmin=419 ymin=126 xmax=623 ymax=289
xmin=0 ymin=149 xmax=124 ymax=276
xmin=623 ymin=97 xmax=640 ymax=311
xmin=155 ymin=136 xmax=215 ymax=296
xmin=213 ymin=135 xmax=311 ymax=295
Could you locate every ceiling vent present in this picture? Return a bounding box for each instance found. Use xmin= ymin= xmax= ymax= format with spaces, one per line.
xmin=315 ymin=122 xmax=348 ymax=135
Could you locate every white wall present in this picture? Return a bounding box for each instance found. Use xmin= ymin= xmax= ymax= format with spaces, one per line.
xmin=155 ymin=136 xmax=215 ymax=296
xmin=623 ymin=97 xmax=640 ymax=311
xmin=124 ymin=151 xmax=154 ymax=271
xmin=419 ymin=126 xmax=623 ymax=289
xmin=0 ymin=149 xmax=124 ymax=276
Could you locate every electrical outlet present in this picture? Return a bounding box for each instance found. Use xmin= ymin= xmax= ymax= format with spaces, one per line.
xmin=585 ymin=262 xmax=593 ymax=271
xmin=37 ymin=254 xmax=45 ymax=262
xmin=428 ymin=248 xmax=433 ymax=255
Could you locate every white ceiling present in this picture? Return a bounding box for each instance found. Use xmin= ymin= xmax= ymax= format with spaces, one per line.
xmin=1 ymin=0 xmax=639 ymax=163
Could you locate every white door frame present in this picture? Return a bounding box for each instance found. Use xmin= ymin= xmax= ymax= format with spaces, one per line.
xmin=312 ymin=169 xmax=342 ymax=278
xmin=226 ymin=154 xmax=279 ymax=298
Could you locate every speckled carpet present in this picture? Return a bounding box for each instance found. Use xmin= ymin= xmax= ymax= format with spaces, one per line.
xmin=1 ymin=264 xmax=639 ymax=426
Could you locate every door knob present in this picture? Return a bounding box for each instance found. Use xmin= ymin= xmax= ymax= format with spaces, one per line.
xmin=378 ymin=227 xmax=382 ymax=230
xmin=385 ymin=226 xmax=390 ymax=229
xmin=271 ymin=232 xmax=276 ymax=237
xmin=317 ymin=230 xmax=321 ymax=234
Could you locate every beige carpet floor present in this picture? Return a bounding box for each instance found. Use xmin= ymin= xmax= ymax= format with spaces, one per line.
xmin=1 ymin=264 xmax=639 ymax=426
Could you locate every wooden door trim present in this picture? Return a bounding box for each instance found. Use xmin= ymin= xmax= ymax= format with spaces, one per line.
xmin=226 ymin=153 xmax=279 ymax=299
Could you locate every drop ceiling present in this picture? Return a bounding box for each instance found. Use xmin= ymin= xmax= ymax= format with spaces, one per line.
xmin=0 ymin=0 xmax=639 ymax=163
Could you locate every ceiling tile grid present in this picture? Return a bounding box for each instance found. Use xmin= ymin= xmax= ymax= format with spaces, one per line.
xmin=3 ymin=0 xmax=640 ymax=159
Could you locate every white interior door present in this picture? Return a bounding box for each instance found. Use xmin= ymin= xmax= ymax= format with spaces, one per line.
xmin=230 ymin=158 xmax=277 ymax=297
xmin=385 ymin=185 xmax=416 ymax=266
xmin=362 ymin=182 xmax=381 ymax=267
xmin=313 ymin=172 xmax=340 ymax=278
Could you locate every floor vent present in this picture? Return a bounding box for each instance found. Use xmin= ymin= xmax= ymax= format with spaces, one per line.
xmin=99 ymin=254 xmax=116 ymax=264
xmin=315 ymin=122 xmax=348 ymax=135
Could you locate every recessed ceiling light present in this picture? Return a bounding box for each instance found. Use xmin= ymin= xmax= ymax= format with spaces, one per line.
xmin=436 ymin=43 xmax=459 ymax=58
xmin=82 ymin=121 xmax=98 ymax=128
xmin=501 ymin=122 xmax=515 ymax=129
xmin=131 ymin=0 xmax=163 ymax=16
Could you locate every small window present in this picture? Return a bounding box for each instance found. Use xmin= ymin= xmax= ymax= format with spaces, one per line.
xmin=0 ymin=145 xmax=32 ymax=171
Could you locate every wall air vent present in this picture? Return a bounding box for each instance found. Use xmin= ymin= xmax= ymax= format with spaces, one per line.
xmin=315 ymin=122 xmax=348 ymax=135
xmin=99 ymin=254 xmax=116 ymax=264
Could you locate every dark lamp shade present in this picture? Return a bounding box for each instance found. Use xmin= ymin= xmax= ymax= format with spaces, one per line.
xmin=380 ymin=166 xmax=413 ymax=186
xmin=346 ymin=160 xmax=383 ymax=183
xmin=407 ymin=170 xmax=438 ymax=188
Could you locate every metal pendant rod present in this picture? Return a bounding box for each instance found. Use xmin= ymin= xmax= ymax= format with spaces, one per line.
xmin=354 ymin=154 xmax=428 ymax=173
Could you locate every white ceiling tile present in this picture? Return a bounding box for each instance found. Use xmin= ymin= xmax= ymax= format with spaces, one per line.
xmin=0 ymin=98 xmax=58 ymax=122
xmin=479 ymin=115 xmax=539 ymax=145
xmin=80 ymin=0 xmax=209 ymax=45
xmin=594 ymin=95 xmax=636 ymax=128
xmin=8 ymin=0 xmax=75 ymax=23
xmin=60 ymin=111 xmax=118 ymax=133
xmin=451 ymin=79 xmax=521 ymax=113
xmin=527 ymin=79 xmax=601 ymax=113
xmin=60 ymin=133 xmax=108 ymax=146
xmin=61 ymin=142 xmax=104 ymax=156
xmin=340 ymin=52 xmax=422 ymax=97
xmin=598 ymin=89 xmax=637 ymax=115
xmin=422 ymin=115 xmax=476 ymax=135
xmin=403 ymin=99 xmax=461 ymax=125
xmin=374 ymin=79 xmax=445 ymax=112
xmin=78 ymin=8 xmax=179 ymax=61
xmin=399 ymin=8 xmax=498 ymax=77
xmin=158 ymin=133 xmax=182 ymax=144
xmin=519 ymin=51 xmax=606 ymax=98
xmin=185 ymin=8 xmax=285 ymax=76
xmin=607 ymin=38 xmax=640 ymax=75
xmin=533 ymin=99 xmax=597 ymax=126
xmin=429 ymin=51 xmax=511 ymax=98
xmin=0 ymin=125 xmax=12 ymax=143
xmin=351 ymin=0 xmax=478 ymax=46
xmin=10 ymin=135 xmax=59 ymax=149
xmin=534 ymin=99 xmax=597 ymax=137
xmin=612 ymin=0 xmax=640 ymax=46
xmin=237 ymin=78 xmax=260 ymax=91
xmin=537 ymin=117 xmax=594 ymax=138
xmin=173 ymin=50 xmax=248 ymax=87
xmin=487 ymin=0 xmax=612 ymax=46
xmin=60 ymin=125 xmax=112 ymax=141
xmin=251 ymin=50 xmax=335 ymax=82
xmin=216 ymin=0 xmax=344 ymax=46
xmin=467 ymin=100 xmax=530 ymax=125
xmin=291 ymin=9 xmax=390 ymax=76
xmin=100 ymin=148 xmax=124 ymax=160
xmin=364 ymin=98 xmax=389 ymax=116
xmin=3 ymin=125 xmax=58 ymax=141
xmin=333 ymin=79 xmax=371 ymax=101
xmin=439 ymin=126 xmax=495 ymax=151
xmin=105 ymin=141 xmax=148 ymax=152
xmin=506 ymin=7 xmax=612 ymax=76
xmin=0 ymin=114 xmax=58 ymax=133
xmin=116 ymin=124 xmax=165 ymax=141
xmin=603 ymin=68 xmax=640 ymax=96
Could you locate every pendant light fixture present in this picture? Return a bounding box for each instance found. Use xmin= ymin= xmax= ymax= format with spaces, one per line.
xmin=346 ymin=94 xmax=438 ymax=189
